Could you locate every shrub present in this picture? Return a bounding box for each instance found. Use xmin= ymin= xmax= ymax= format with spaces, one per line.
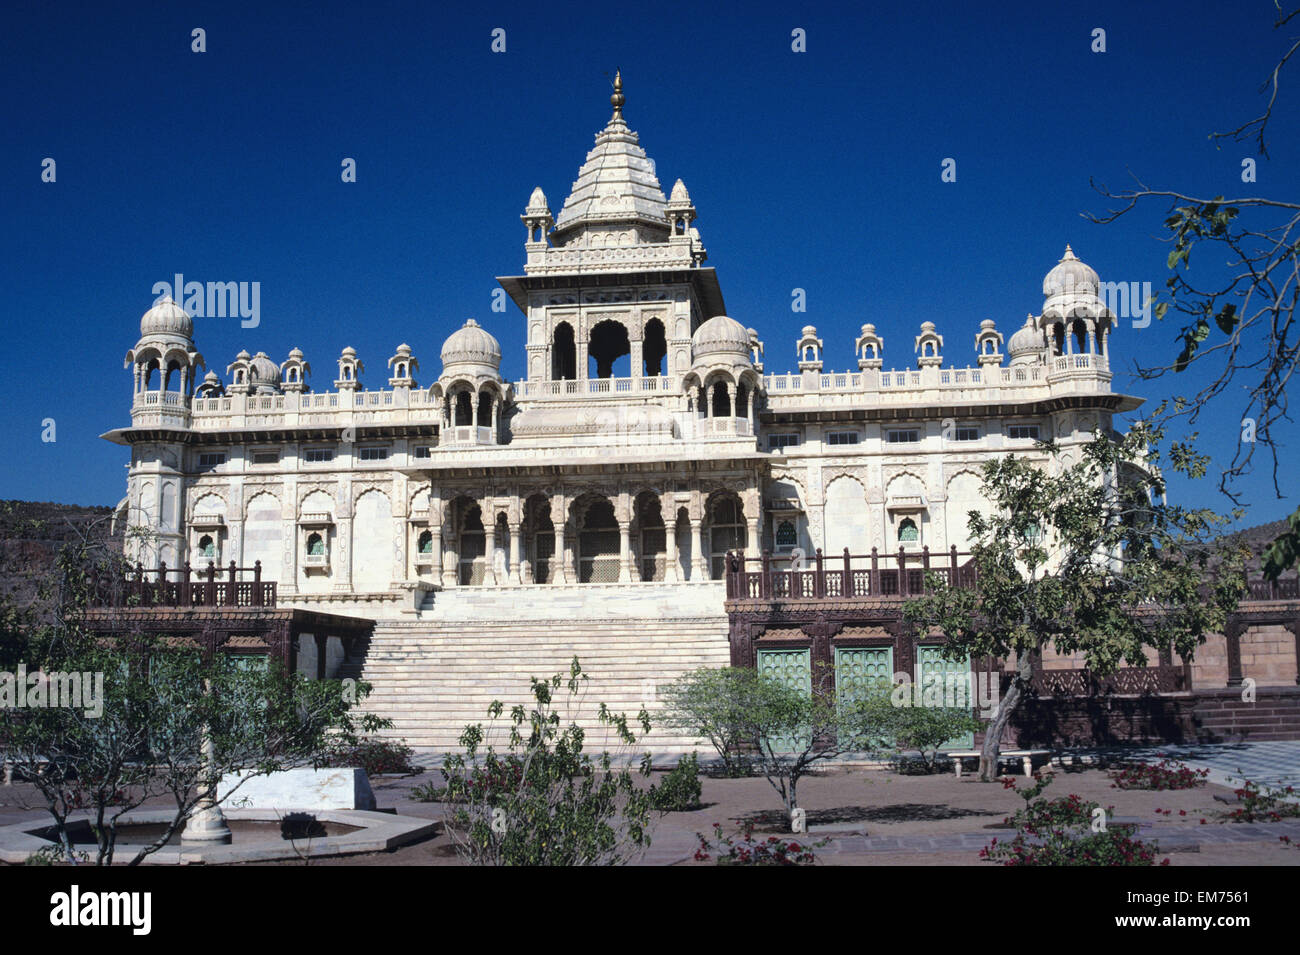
xmin=649 ymin=752 xmax=703 ymax=812
xmin=887 ymin=705 xmax=983 ymax=773
xmin=1108 ymin=758 xmax=1208 ymax=790
xmin=980 ymin=772 xmax=1168 ymax=866
xmin=440 ymin=656 xmax=655 ymax=866
xmin=1217 ymin=778 xmax=1300 ymax=823
xmin=694 ymin=822 xmax=824 ymax=866
xmin=324 ymin=737 xmax=417 ymax=776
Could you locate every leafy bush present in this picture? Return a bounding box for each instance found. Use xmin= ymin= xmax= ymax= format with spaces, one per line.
xmin=324 ymin=737 xmax=417 ymax=776
xmin=1108 ymin=758 xmax=1208 ymax=790
xmin=980 ymin=773 xmax=1168 ymax=866
xmin=1216 ymin=778 xmax=1300 ymax=823
xmin=887 ymin=705 xmax=982 ymax=773
xmin=658 ymin=668 xmax=762 ymax=777
xmin=694 ymin=822 xmax=824 ymax=866
xmin=440 ymin=656 xmax=655 ymax=866
xmin=649 ymin=752 xmax=703 ymax=812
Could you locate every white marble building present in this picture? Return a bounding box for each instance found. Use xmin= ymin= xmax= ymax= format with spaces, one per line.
xmin=106 ymin=75 xmax=1141 ymax=622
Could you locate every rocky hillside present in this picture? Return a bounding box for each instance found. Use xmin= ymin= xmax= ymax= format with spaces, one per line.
xmin=0 ymin=500 xmax=119 ymax=610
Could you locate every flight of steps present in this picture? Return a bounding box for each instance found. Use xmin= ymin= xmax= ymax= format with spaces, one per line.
xmin=342 ymin=583 xmax=731 ymax=757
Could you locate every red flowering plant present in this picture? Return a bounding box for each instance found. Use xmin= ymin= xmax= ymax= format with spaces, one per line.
xmin=694 ymin=821 xmax=825 ymax=866
xmin=1108 ymin=757 xmax=1208 ymax=791
xmin=1216 ymin=778 xmax=1300 ymax=823
xmin=981 ymin=771 xmax=1168 ymax=866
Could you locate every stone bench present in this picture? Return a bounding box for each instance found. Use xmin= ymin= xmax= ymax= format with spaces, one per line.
xmin=946 ymin=749 xmax=1050 ymax=778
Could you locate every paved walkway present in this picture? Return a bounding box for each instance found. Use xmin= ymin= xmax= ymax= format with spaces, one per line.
xmin=1066 ymin=741 xmax=1300 ymax=797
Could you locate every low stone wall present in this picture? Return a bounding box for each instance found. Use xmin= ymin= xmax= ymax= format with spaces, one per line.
xmin=1002 ymin=686 xmax=1300 ymax=747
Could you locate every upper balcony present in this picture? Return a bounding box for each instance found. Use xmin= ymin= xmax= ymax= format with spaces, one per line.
xmin=181 ymin=389 xmax=443 ymax=431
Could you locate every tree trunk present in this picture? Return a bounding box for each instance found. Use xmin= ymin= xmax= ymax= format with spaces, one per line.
xmin=978 ymin=652 xmax=1034 ymax=781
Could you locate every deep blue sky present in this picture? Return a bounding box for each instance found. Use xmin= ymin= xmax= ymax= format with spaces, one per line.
xmin=2 ymin=0 xmax=1295 ymax=527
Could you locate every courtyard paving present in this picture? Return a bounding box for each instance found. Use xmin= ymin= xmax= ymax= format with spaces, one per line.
xmin=2 ymin=742 xmax=1295 ymax=865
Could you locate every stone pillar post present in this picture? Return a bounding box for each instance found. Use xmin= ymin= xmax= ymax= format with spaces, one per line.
xmin=745 ymin=517 xmax=760 ymax=561
xmin=664 ymin=512 xmax=681 ymax=583
xmin=429 ymin=525 xmax=443 ymax=583
xmin=483 ymin=518 xmax=498 ymax=586
xmin=690 ymin=519 xmax=707 ymax=581
xmin=442 ymin=524 xmax=458 ymax=588
xmin=618 ymin=521 xmax=632 ymax=583
xmin=509 ymin=522 xmax=522 ymax=584
xmin=563 ymin=532 xmax=577 ymax=583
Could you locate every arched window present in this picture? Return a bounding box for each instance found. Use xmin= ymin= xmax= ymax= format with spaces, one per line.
xmin=418 ymin=530 xmax=433 ymax=554
xmin=643 ymin=318 xmax=667 ymax=376
xmin=588 ymin=320 xmax=630 ymax=379
xmin=898 ymin=518 xmax=919 ymax=543
xmin=552 ymin=322 xmax=576 ymax=380
xmin=476 ymin=391 xmax=493 ymax=427
xmin=307 ymin=532 xmax=325 ymax=556
xmin=775 ymin=520 xmax=797 ymax=550
xmin=198 ymin=535 xmax=215 ymax=558
xmin=708 ymin=497 xmax=747 ymax=579
xmin=710 ymin=382 xmax=731 ymax=418
xmin=454 ymin=390 xmax=473 ymax=426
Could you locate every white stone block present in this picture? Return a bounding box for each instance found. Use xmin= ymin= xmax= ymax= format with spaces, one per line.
xmin=218 ymin=767 xmax=376 ymax=811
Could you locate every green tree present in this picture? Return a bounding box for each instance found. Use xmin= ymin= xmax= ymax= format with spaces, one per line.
xmin=904 ymin=431 xmax=1246 ymax=781
xmin=439 ymin=656 xmax=656 ymax=865
xmin=1088 ymin=3 xmax=1300 ymax=577
xmin=657 ymin=666 xmax=764 ymax=776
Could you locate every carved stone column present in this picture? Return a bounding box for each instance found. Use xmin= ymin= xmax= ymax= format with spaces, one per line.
xmin=745 ymin=517 xmax=760 ymax=561
xmin=483 ymin=517 xmax=498 ymax=586
xmin=509 ymin=521 xmax=523 ymax=585
xmin=664 ymin=512 xmax=681 ymax=583
xmin=690 ymin=519 xmax=707 ymax=581
xmin=618 ymin=521 xmax=632 ymax=583
xmin=429 ymin=525 xmax=443 ymax=583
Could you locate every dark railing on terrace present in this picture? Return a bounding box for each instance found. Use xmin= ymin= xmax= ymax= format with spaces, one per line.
xmin=724 ymin=547 xmax=976 ymax=601
xmin=90 ymin=561 xmax=277 ymax=609
xmin=1246 ymin=575 xmax=1300 ymax=601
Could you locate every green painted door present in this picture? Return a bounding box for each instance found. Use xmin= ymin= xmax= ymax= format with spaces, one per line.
xmin=916 ymin=645 xmax=975 ymax=749
xmin=756 ymin=648 xmax=811 ymax=752
xmin=834 ymin=647 xmax=893 ymax=749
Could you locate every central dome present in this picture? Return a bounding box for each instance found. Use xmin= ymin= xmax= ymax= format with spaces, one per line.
xmin=692 ymin=315 xmax=751 ymax=361
xmin=1043 ymin=245 xmax=1099 ymax=299
xmin=140 ymin=296 xmax=193 ymax=339
xmin=441 ymin=319 xmax=501 ymax=371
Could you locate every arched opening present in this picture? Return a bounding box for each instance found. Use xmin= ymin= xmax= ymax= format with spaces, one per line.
xmin=735 ymin=382 xmax=748 ymax=418
xmin=643 ymin=318 xmax=667 ymax=377
xmin=552 ymin=322 xmax=576 ymax=380
xmin=144 ymin=360 xmax=160 ymax=390
xmin=454 ymin=390 xmax=473 ymax=426
xmin=458 ymin=503 xmax=485 ymax=585
xmin=524 ymin=493 xmax=554 ymax=584
xmin=306 ymin=532 xmax=325 ymax=556
xmin=1051 ymin=324 xmax=1065 ymax=356
xmin=417 ymin=530 xmax=433 ymax=554
xmin=577 ymin=497 xmax=618 ymax=583
xmin=898 ymin=518 xmax=919 ymax=544
xmin=634 ymin=492 xmax=665 ymax=581
xmin=1071 ymin=319 xmax=1088 ymax=354
xmin=588 ymin=320 xmax=630 ymax=379
xmin=476 ymin=390 xmax=493 ymax=428
xmin=164 ymin=360 xmax=181 ymax=392
xmin=775 ymin=519 xmax=797 ymax=551
xmin=708 ymin=494 xmax=747 ymax=579
xmin=710 ymin=381 xmax=731 ymax=418
xmin=197 ymin=534 xmax=216 ymax=558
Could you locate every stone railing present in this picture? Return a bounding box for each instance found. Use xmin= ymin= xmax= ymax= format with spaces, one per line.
xmin=513 ymin=375 xmax=681 ymax=399
xmin=182 ymin=388 xmax=442 ymax=430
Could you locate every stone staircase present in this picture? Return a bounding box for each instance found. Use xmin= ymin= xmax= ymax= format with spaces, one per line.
xmin=343 ymin=583 xmax=731 ymax=756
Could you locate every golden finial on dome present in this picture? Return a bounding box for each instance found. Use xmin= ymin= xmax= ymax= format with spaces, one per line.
xmin=610 ymin=70 xmax=625 ymax=119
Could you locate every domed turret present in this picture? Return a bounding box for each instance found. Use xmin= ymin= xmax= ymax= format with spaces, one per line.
xmin=1043 ymin=245 xmax=1099 ymax=299
xmin=441 ymin=319 xmax=502 ymax=373
xmin=1008 ymin=314 xmax=1045 ymax=364
xmin=247 ymin=352 xmax=281 ymax=394
xmin=140 ymin=296 xmax=194 ymax=339
xmin=692 ymin=315 xmax=752 ymax=361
